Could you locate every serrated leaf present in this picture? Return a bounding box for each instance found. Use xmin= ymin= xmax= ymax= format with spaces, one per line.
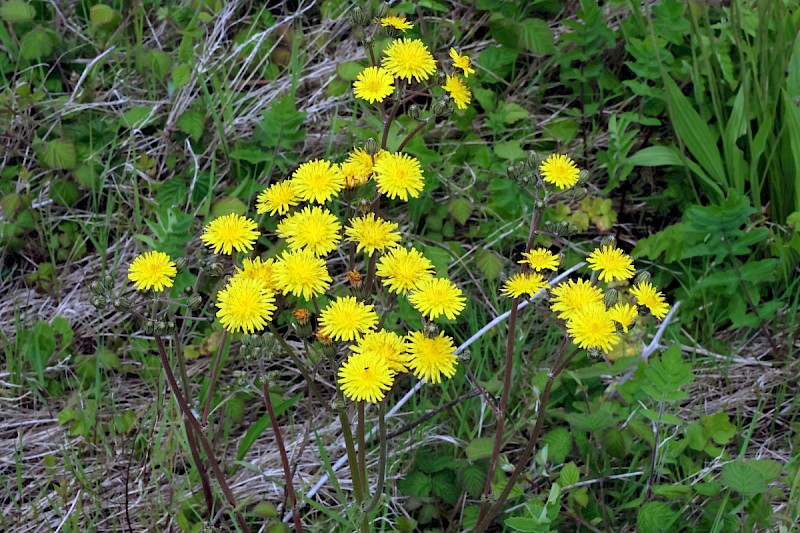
xmin=541 ymin=428 xmax=571 ymax=464
xmin=475 ymin=249 xmax=503 ymax=282
xmin=448 ymin=197 xmax=473 ymax=225
xmin=518 ymin=18 xmax=555 ymax=54
xmin=431 ymin=472 xmax=460 ymax=504
xmin=172 ymin=63 xmax=191 ymax=88
xmin=416 ymin=453 xmax=454 ymax=474
xmin=637 ymin=502 xmax=679 ymax=533
xmin=559 ymin=461 xmax=580 ymax=487
xmin=398 ymin=471 xmax=432 ymax=497
xmin=747 ymin=459 xmax=783 ymax=484
xmin=178 ymin=110 xmax=205 ymax=141
xmin=504 ymin=517 xmax=542 ymax=532
xmin=721 ymin=460 xmax=768 ymax=496
xmin=122 ymin=106 xmax=157 ymax=128
xmin=465 ymin=437 xmax=495 ymax=461
xmin=0 ymin=0 xmax=35 ymax=23
xmin=500 ymin=102 xmax=529 ymax=124
xmin=457 ymin=462 xmax=485 ymax=498
xmin=651 ymin=484 xmax=691 ymax=499
xmin=90 ymin=4 xmax=115 ymax=28
xmin=20 ymin=28 xmax=53 ymax=60
xmin=702 ymin=411 xmax=736 ymax=445
xmin=39 ymin=139 xmax=76 ymax=170
xmin=494 ymin=140 xmax=527 ymax=160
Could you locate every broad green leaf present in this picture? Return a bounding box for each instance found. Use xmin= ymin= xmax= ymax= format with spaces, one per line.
xmin=89 ymin=4 xmax=115 ymax=28
xmin=474 ymin=249 xmax=503 ymax=282
xmin=494 ymin=140 xmax=527 ymax=160
xmin=20 ymin=28 xmax=53 ymax=60
xmin=541 ymin=427 xmax=571 ymax=464
xmin=337 ymin=61 xmax=364 ymax=81
xmin=564 ymin=404 xmax=617 ymax=432
xmin=39 ymin=139 xmax=76 ymax=170
xmin=787 ymin=32 xmax=800 ymax=98
xmin=171 ymin=63 xmax=191 ymax=88
xmin=457 ymin=461 xmax=485 ymax=497
xmin=0 ymin=0 xmax=35 ymax=23
xmin=465 ymin=437 xmax=495 ymax=461
xmin=637 ymin=502 xmax=679 ymax=533
xmin=397 ymin=471 xmax=432 ymax=497
xmin=559 ymin=461 xmax=580 ymax=487
xmin=504 ymin=517 xmax=542 ymax=532
xmin=721 ymin=460 xmax=767 ymax=496
xmin=702 ymin=412 xmax=736 ymax=445
xmin=178 ymin=110 xmax=205 ymax=141
xmin=651 ymin=484 xmax=691 ymax=499
xmin=448 ymin=197 xmax=473 ymax=225
xmin=431 ymin=472 xmax=460 ymax=504
xmin=747 ymin=459 xmax=783 ymax=484
xmin=722 ymin=87 xmax=747 ymax=194
xmin=500 ymin=102 xmax=529 ymax=124
xmin=122 ymin=106 xmax=157 ymax=128
xmin=627 ymin=145 xmax=684 ymax=167
xmin=211 ymin=196 xmax=247 ymax=218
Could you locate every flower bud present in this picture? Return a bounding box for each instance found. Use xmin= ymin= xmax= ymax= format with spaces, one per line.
xmin=375 ymin=2 xmax=391 ymax=20
xmin=330 ymin=395 xmax=346 ymax=411
xmin=457 ymin=349 xmax=470 ymax=362
xmin=577 ymin=169 xmax=590 ymax=186
xmin=407 ymin=104 xmax=421 ymax=121
xmin=102 ymin=274 xmax=114 ymax=289
xmin=91 ymin=296 xmax=108 ymax=309
xmin=507 ymin=164 xmax=526 ymax=184
xmin=423 ymin=321 xmax=439 ymax=338
xmin=382 ymin=26 xmax=401 ymax=38
xmin=113 ymin=297 xmax=132 ymax=312
xmin=187 ymin=295 xmax=203 ymax=309
xmin=587 ymin=347 xmax=603 ymax=359
xmin=350 ymin=6 xmax=370 ymax=27
xmin=356 ymin=197 xmax=372 ymax=214
xmin=89 ymin=280 xmax=105 ymax=297
xmin=600 ymin=235 xmax=616 ymax=248
xmin=572 ymin=187 xmax=588 ymax=201
xmin=432 ymin=97 xmax=452 ymax=118
xmin=634 ymin=271 xmax=651 ymax=286
xmin=363 ymin=137 xmax=378 ymax=155
xmin=174 ymin=256 xmax=189 ymax=273
xmin=603 ymin=289 xmax=618 ymax=308
xmin=362 ymin=34 xmax=375 ymax=47
xmin=207 ymin=261 xmax=225 ymax=277
xmin=542 ymin=221 xmax=557 ymax=235
xmin=346 ymin=270 xmax=363 ymax=289
xmin=525 ymin=150 xmax=540 ymax=171
xmin=557 ymin=252 xmax=566 ymax=268
xmin=143 ymin=319 xmax=157 ymax=335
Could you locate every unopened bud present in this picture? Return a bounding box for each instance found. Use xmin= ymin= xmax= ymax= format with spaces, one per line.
xmin=102 ymin=274 xmax=114 ymax=289
xmin=525 ymin=150 xmax=540 ymax=170
xmin=587 ymin=347 xmax=603 ymax=359
xmin=89 ymin=281 xmax=105 ymax=297
xmin=507 ymin=164 xmax=526 ymax=183
xmin=362 ymin=34 xmax=375 ymax=47
xmin=432 ymin=97 xmax=452 ymax=118
xmin=293 ymin=309 xmax=313 ymax=339
xmin=457 ymin=349 xmax=470 ymax=362
xmin=350 ymin=6 xmax=370 ymax=27
xmin=382 ymin=26 xmax=401 ymax=38
xmin=634 ymin=271 xmax=651 ymax=286
xmin=363 ymin=137 xmax=378 ymax=155
xmin=572 ymin=187 xmax=588 ymax=201
xmin=407 ymin=104 xmax=421 ymax=121
xmin=600 ymin=235 xmax=616 ymax=248
xmin=330 ymin=395 xmax=346 ymax=411
xmin=542 ymin=221 xmax=557 ymax=235
xmin=557 ymin=252 xmax=566 ymax=268
xmin=91 ymin=296 xmax=108 ymax=309
xmin=375 ymin=2 xmax=391 ymax=20
xmin=356 ymin=197 xmax=372 ymax=214
xmin=577 ymin=169 xmax=590 ymax=186
xmin=423 ymin=322 xmax=439 ymax=338
xmin=113 ymin=297 xmax=132 ymax=312
xmin=174 ymin=256 xmax=189 ymax=273
xmin=187 ymin=295 xmax=203 ymax=309
xmin=207 ymin=261 xmax=225 ymax=276
xmin=143 ymin=319 xmax=157 ymax=335
xmin=603 ymin=289 xmax=618 ymax=308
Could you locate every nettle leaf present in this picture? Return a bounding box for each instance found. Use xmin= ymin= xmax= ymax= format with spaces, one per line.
xmin=398 ymin=471 xmax=432 ymax=497
xmin=474 ymin=249 xmax=503 ymax=282
xmin=457 ymin=461 xmax=485 ymax=498
xmin=518 ymin=18 xmax=556 ymax=54
xmin=465 ymin=437 xmax=495 ymax=461
xmin=39 ymin=139 xmax=77 ymax=170
xmin=702 ymin=411 xmax=737 ymax=445
xmin=431 ymin=472 xmax=460 ymax=504
xmin=171 ymin=62 xmax=192 ymax=88
xmin=415 ymin=453 xmax=455 ymax=474
xmin=721 ymin=460 xmax=768 ymax=496
xmin=564 ymin=403 xmax=617 ymax=432
xmin=337 ymin=61 xmax=364 ymax=81
xmin=637 ymin=502 xmax=679 ymax=533
xmin=448 ymin=197 xmax=473 ymax=225
xmin=641 ymin=345 xmax=693 ymax=402
xmin=122 ymin=106 xmax=158 ymax=128
xmin=89 ymin=4 xmax=116 ymax=28
xmin=0 ymin=0 xmax=35 ymax=23
xmin=559 ymin=461 xmax=580 ymax=487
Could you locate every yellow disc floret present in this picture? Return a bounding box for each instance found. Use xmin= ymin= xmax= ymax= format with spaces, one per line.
xmin=500 ymin=271 xmax=547 ymax=299
xmin=630 ymin=281 xmax=670 ymax=319
xmin=566 ymin=302 xmax=620 ymax=353
xmin=376 ymin=246 xmax=435 ymax=294
xmin=292 ymin=159 xmax=344 ymax=204
xmin=338 ymin=351 xmax=394 ymax=403
xmin=587 ymin=245 xmax=635 ymax=282
xmin=256 ymin=181 xmax=299 ymax=216
xmin=273 ymin=248 xmax=332 ymax=300
xmin=442 ymin=75 xmax=471 ymax=110
xmin=550 ymin=278 xmax=603 ymax=320
xmin=276 ymin=205 xmax=342 ymax=257
xmin=346 ymin=213 xmax=402 ymax=255
xmin=353 ymin=66 xmax=395 ymax=104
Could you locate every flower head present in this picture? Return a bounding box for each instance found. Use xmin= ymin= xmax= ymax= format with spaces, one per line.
xmin=519 ymin=248 xmax=560 ymax=272
xmin=380 ymin=15 xmax=413 ymax=32
xmin=608 ymin=302 xmax=638 ymax=333
xmin=376 ymin=246 xmax=435 ymax=294
xmin=346 ymin=213 xmax=402 ymax=255
xmin=630 ymin=281 xmax=670 ymax=319
xmin=319 ymin=296 xmax=378 ymax=342
xmin=353 ymin=66 xmax=395 ymax=104
xmin=201 ymin=214 xmax=260 ymax=255
xmin=351 ymin=329 xmax=408 ymax=373
xmin=373 ymin=152 xmax=424 ymax=201
xmin=292 ymin=159 xmax=344 ymax=204
xmin=340 ymin=148 xmax=383 ymax=188
xmin=128 ymin=251 xmax=177 ymax=292
xmin=587 ymin=246 xmax=635 ymax=282
xmin=256 ymin=181 xmax=299 ymax=216
xmin=566 ymin=302 xmax=620 ymax=353
xmin=500 ymin=271 xmax=547 ymax=299
xmin=234 ymin=257 xmax=278 ymax=292
xmin=382 ymin=38 xmax=437 ymax=82
xmin=277 ymin=205 xmax=342 ymax=257
xmin=550 ymin=278 xmax=603 ymax=320
xmin=449 ymin=48 xmax=475 ymax=77
xmin=338 ymin=351 xmax=394 ymax=403
xmin=408 ymin=277 xmax=466 ymax=321
xmin=442 ymin=75 xmax=471 ymax=110
xmin=216 ymin=277 xmax=276 ymax=334
xmin=273 ymin=248 xmax=332 ymax=300
xmin=405 ymin=331 xmax=458 ymax=384
xmin=539 ymin=154 xmax=580 ymax=190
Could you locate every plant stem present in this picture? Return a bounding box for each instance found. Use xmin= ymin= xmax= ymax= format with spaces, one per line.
xmin=201 ymin=328 xmax=228 ymax=426
xmin=396 ymin=118 xmax=430 ymax=152
xmin=154 ymin=336 xmax=250 ymax=533
xmin=474 ymin=347 xmax=580 ymax=533
xmin=336 ymin=401 xmax=363 ymax=502
xmin=363 ymin=401 xmax=387 ymax=514
xmin=357 ymin=401 xmax=368 ymax=503
xmin=262 ymin=379 xmax=304 ymax=533
xmin=268 ymin=323 xmax=324 ymax=407
xmin=362 ymin=252 xmax=378 ymax=297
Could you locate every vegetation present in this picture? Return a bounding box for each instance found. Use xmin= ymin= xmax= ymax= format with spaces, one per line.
xmin=1 ymin=1 xmax=798 ymax=532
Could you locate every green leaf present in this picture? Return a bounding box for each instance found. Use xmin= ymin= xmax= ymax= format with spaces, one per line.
xmin=641 ymin=345 xmax=693 ymax=402
xmin=474 ymin=249 xmax=503 ymax=282
xmin=89 ymin=4 xmax=115 ymax=28
xmin=431 ymin=472 xmax=460 ymax=504
xmin=171 ymin=62 xmax=191 ymax=88
xmin=122 ymin=106 xmax=157 ymax=128
xmin=448 ymin=197 xmax=473 ymax=225
xmin=337 ymin=61 xmax=365 ymax=81
xmin=465 ymin=437 xmax=495 ymax=461
xmin=747 ymin=459 xmax=783 ymax=484
xmin=564 ymin=404 xmax=617 ymax=432
xmin=637 ymin=502 xmax=679 ymax=533
xmin=500 ymin=102 xmax=529 ymax=124
xmin=39 ymin=139 xmax=76 ymax=170
xmin=494 ymin=140 xmax=527 ymax=160
xmin=559 ymin=461 xmax=580 ymax=487
xmin=541 ymin=427 xmax=571 ymax=464
xmin=504 ymin=517 xmax=542 ymax=532
xmin=0 ymin=0 xmax=35 ymax=23
xmin=627 ymin=145 xmax=684 ymax=167
xmin=20 ymin=28 xmax=53 ymax=60
xmin=651 ymin=484 xmax=691 ymax=499
xmin=236 ymin=393 xmax=302 ymax=460
xmin=721 ymin=460 xmax=768 ymax=496
xmin=702 ymin=411 xmax=736 ymax=445
xmin=398 ymin=471 xmax=432 ymax=497
xmin=518 ymin=18 xmax=555 ymax=54
xmin=178 ymin=110 xmax=205 ymax=141
xmin=416 ymin=453 xmax=455 ymax=474
xmin=211 ymin=196 xmax=247 ymax=218
xmin=457 ymin=461 xmax=485 ymax=497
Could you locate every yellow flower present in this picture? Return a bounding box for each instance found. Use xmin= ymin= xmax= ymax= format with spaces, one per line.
xmin=539 ymin=154 xmax=581 ymax=190
xmin=449 ymin=48 xmax=475 ymax=78
xmin=500 ymin=271 xmax=547 ymax=298
xmin=128 ymin=251 xmax=177 ymax=292
xmin=216 ymin=277 xmax=276 ymax=334
xmin=550 ymin=278 xmax=603 ymax=320
xmin=376 ymin=246 xmax=435 ymax=294
xmin=319 ymin=296 xmax=378 ymax=342
xmin=351 ymin=329 xmax=408 ymax=373
xmin=630 ymin=281 xmax=670 ymax=319
xmin=353 ymin=66 xmax=395 ymax=104
xmin=373 ymin=152 xmax=424 ymax=201
xmin=519 ymin=248 xmax=560 ymax=271
xmin=380 ymin=14 xmax=413 ymax=31
xmin=346 ymin=213 xmax=402 ymax=255
xmin=276 ymin=205 xmax=342 ymax=257
xmin=587 ymin=245 xmax=635 ymax=282
xmin=256 ymin=181 xmax=299 ymax=216
xmin=340 ymin=148 xmax=383 ymax=188
xmin=405 ymin=331 xmax=458 ymax=384
xmin=408 ymin=277 xmax=466 ymax=321
xmin=382 ymin=38 xmax=437 ymax=82
xmin=273 ymin=248 xmax=332 ymax=300
xmin=608 ymin=302 xmax=638 ymax=333
xmin=566 ymin=302 xmax=620 ymax=353
xmin=201 ymin=213 xmax=260 ymax=255
xmin=338 ymin=351 xmax=394 ymax=403
xmin=442 ymin=75 xmax=471 ymax=110
xmin=233 ymin=257 xmax=278 ymax=292
xmin=292 ymin=159 xmax=344 ymax=204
